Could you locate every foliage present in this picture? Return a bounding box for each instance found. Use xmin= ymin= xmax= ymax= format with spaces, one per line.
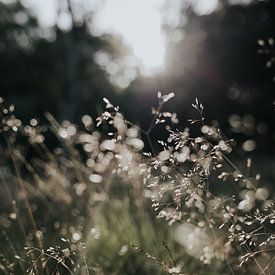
xmin=0 ymin=0 xmax=125 ymax=121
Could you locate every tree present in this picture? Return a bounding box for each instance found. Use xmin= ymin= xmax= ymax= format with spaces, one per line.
xmin=125 ymin=0 xmax=275 ymax=133
xmin=0 ymin=0 xmax=124 ymax=122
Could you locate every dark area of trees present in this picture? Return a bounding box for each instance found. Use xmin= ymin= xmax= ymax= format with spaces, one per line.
xmin=126 ymin=1 xmax=275 ymax=126
xmin=0 ymin=0 xmax=122 ymax=122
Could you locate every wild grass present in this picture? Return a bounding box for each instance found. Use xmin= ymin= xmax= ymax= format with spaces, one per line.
xmin=0 ymin=93 xmax=274 ymax=274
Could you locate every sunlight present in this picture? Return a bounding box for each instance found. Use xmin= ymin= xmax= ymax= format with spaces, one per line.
xmin=22 ymin=0 xmax=222 ymax=76
xmin=93 ymin=0 xmax=166 ymax=74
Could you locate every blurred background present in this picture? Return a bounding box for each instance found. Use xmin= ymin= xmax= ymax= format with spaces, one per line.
xmin=1 ymin=0 xmax=275 ymax=153
xmin=1 ymin=2 xmax=275 ymax=273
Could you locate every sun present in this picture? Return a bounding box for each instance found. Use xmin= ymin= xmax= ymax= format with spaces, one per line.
xmin=93 ymin=0 xmax=166 ymax=74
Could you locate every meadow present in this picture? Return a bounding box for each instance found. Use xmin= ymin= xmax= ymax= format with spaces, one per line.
xmin=0 ymin=93 xmax=274 ymax=274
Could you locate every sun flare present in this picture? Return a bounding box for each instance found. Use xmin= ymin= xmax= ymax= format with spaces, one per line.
xmin=93 ymin=0 xmax=166 ymax=74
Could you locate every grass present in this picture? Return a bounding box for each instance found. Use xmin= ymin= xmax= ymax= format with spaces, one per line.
xmin=0 ymin=94 xmax=274 ymax=274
